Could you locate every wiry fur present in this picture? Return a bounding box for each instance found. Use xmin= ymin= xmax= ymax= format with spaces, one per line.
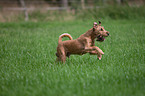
xmin=56 ymin=21 xmax=109 ymax=63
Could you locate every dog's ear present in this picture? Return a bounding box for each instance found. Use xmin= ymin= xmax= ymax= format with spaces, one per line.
xmin=99 ymin=21 xmax=101 ymax=26
xmin=93 ymin=22 xmax=97 ymax=31
xmin=93 ymin=22 xmax=97 ymax=27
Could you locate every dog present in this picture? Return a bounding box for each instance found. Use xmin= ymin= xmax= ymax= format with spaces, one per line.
xmin=56 ymin=21 xmax=109 ymax=63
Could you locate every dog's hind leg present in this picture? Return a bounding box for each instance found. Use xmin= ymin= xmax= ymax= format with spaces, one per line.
xmin=61 ymin=54 xmax=66 ymax=63
xmin=66 ymin=52 xmax=71 ymax=58
xmin=56 ymin=53 xmax=66 ymax=63
xmin=59 ymin=48 xmax=67 ymax=63
xmin=56 ymin=53 xmax=62 ymax=62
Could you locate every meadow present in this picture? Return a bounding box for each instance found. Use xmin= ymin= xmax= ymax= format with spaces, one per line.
xmin=0 ymin=19 xmax=145 ymax=96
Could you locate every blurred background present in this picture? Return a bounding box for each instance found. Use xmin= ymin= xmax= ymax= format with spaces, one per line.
xmin=0 ymin=0 xmax=144 ymax=22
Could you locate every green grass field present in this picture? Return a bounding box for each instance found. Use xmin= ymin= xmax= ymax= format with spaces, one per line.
xmin=0 ymin=19 xmax=145 ymax=96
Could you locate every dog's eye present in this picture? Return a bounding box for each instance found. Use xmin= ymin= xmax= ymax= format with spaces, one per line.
xmin=101 ymin=28 xmax=103 ymax=31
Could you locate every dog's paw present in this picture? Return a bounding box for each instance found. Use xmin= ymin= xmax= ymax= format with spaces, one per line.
xmin=98 ymin=57 xmax=102 ymax=60
xmin=97 ymin=54 xmax=102 ymax=60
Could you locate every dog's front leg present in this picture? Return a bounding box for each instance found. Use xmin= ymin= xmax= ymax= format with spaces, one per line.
xmin=84 ymin=47 xmax=96 ymax=51
xmin=85 ymin=46 xmax=104 ymax=60
xmin=88 ymin=50 xmax=102 ymax=60
xmin=92 ymin=46 xmax=104 ymax=60
xmin=84 ymin=46 xmax=104 ymax=55
xmin=92 ymin=46 xmax=104 ymax=55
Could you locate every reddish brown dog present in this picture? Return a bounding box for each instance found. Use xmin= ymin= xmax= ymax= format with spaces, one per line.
xmin=56 ymin=21 xmax=109 ymax=63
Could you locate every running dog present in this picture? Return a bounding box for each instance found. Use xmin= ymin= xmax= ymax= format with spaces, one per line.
xmin=56 ymin=21 xmax=109 ymax=63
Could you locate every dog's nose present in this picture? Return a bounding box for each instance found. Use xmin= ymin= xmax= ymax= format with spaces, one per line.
xmin=107 ymin=32 xmax=109 ymax=36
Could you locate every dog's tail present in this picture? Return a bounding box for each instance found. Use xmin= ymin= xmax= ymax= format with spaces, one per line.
xmin=58 ymin=33 xmax=73 ymax=43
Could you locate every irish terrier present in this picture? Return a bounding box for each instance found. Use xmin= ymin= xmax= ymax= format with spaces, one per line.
xmin=56 ymin=21 xmax=109 ymax=63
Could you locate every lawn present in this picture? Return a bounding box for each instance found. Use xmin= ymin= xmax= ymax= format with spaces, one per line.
xmin=0 ymin=19 xmax=145 ymax=96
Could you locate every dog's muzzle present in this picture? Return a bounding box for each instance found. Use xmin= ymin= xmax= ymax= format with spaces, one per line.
xmin=96 ymin=32 xmax=109 ymax=42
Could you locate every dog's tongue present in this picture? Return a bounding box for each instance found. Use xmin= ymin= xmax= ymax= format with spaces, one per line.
xmin=102 ymin=36 xmax=105 ymax=41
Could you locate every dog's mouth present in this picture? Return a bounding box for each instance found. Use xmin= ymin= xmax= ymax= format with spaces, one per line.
xmin=96 ymin=35 xmax=105 ymax=42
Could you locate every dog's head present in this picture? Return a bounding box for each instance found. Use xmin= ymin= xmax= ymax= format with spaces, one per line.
xmin=93 ymin=21 xmax=109 ymax=42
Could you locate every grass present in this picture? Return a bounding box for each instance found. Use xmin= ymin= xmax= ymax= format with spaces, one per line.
xmin=0 ymin=19 xmax=145 ymax=96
